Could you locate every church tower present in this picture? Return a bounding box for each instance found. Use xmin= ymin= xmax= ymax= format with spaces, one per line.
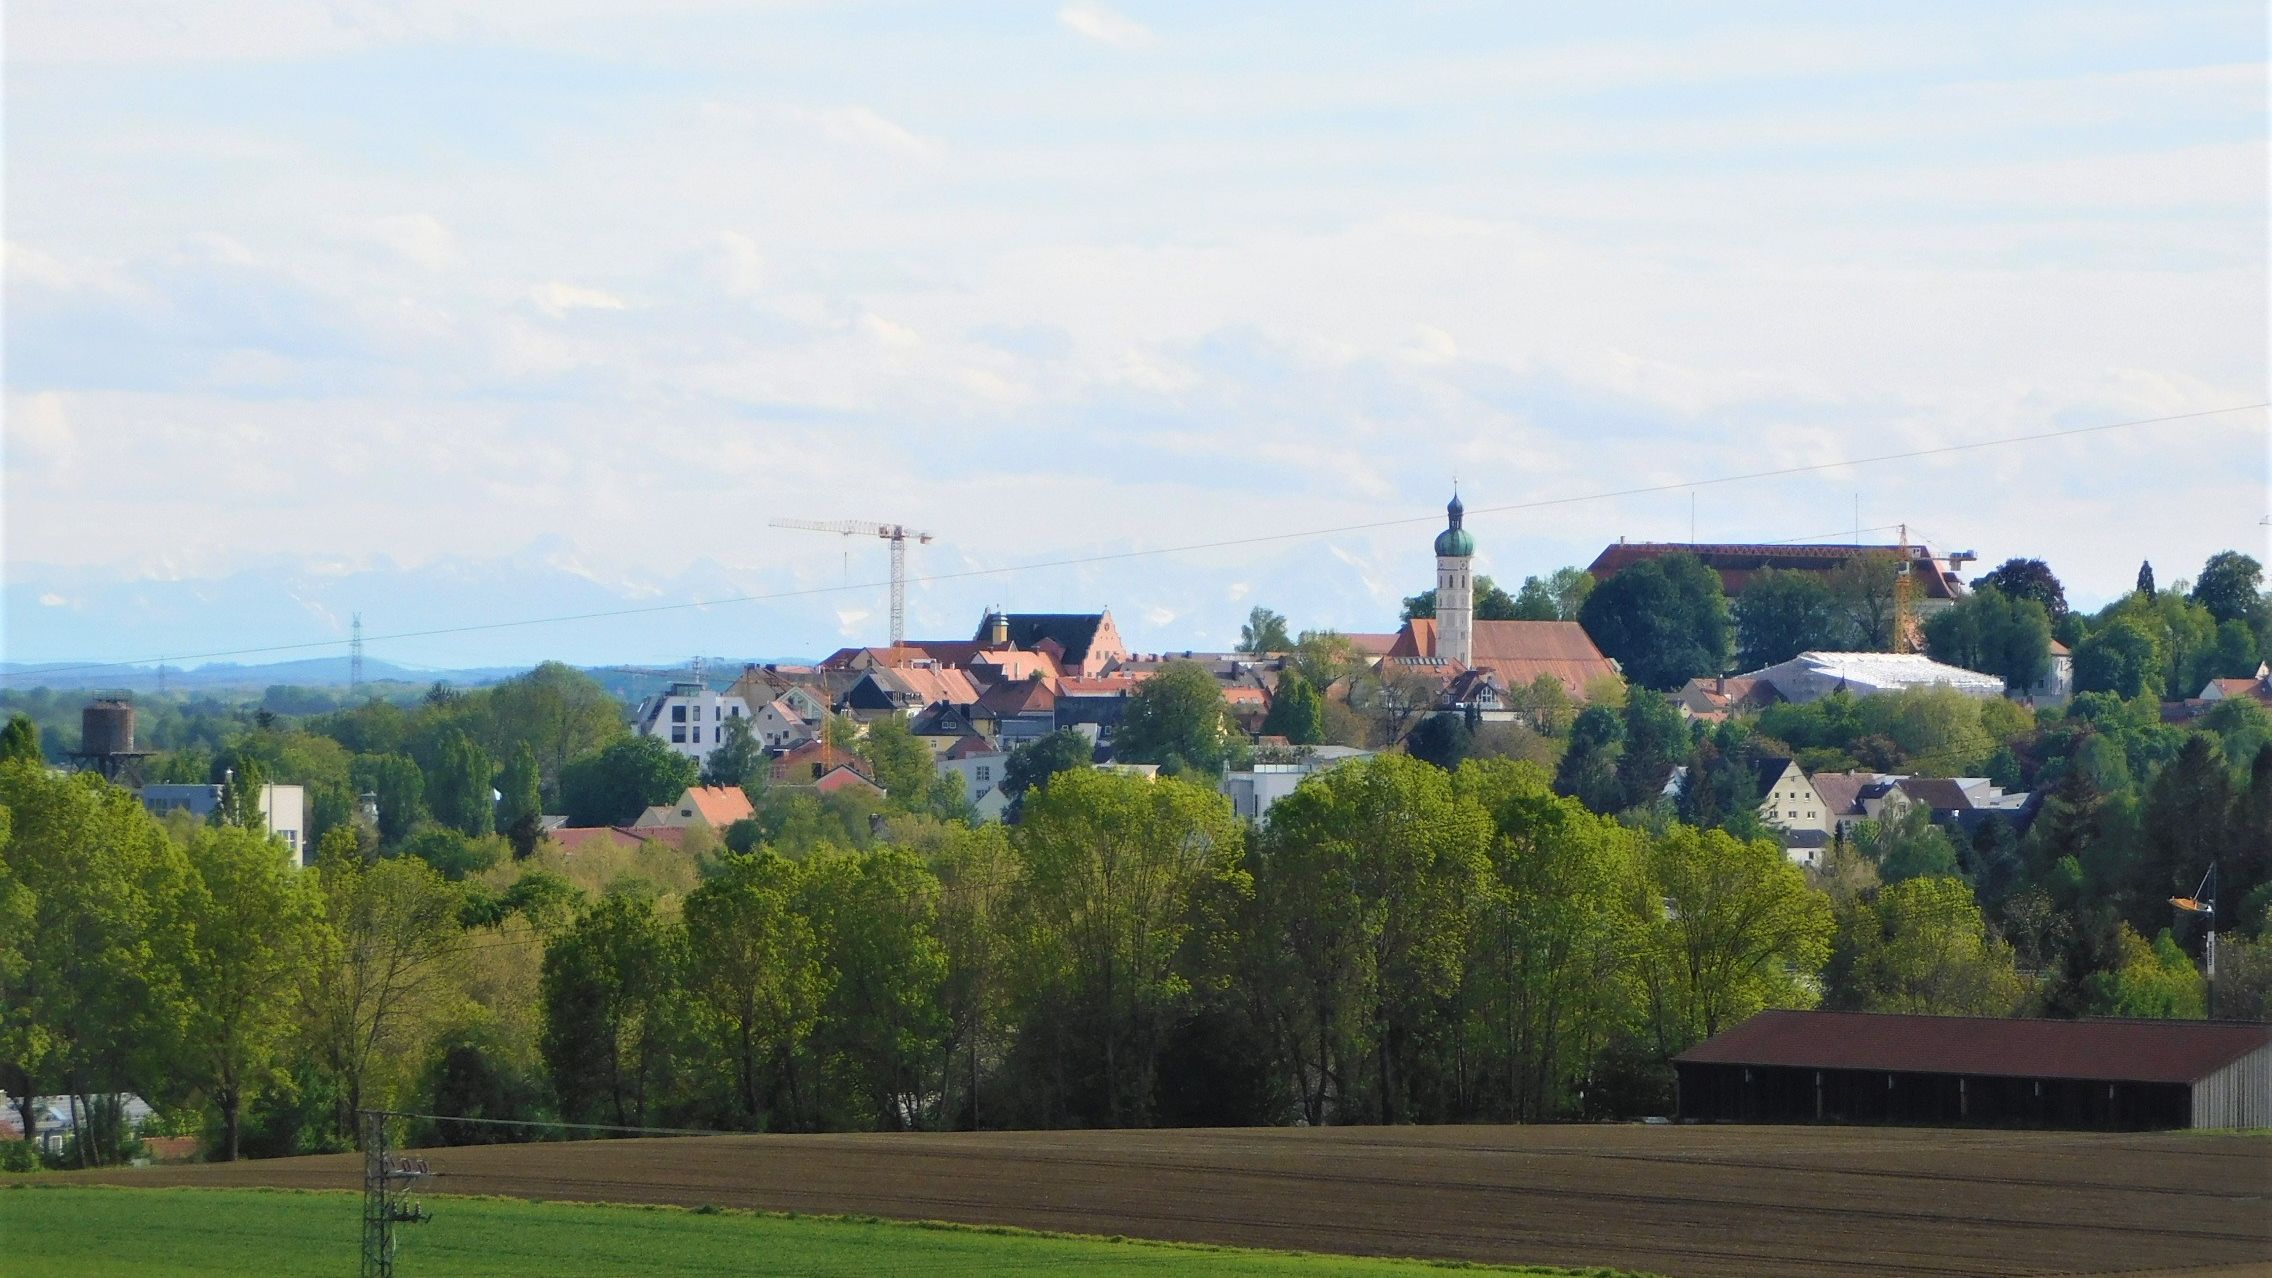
xmin=1435 ymin=492 xmax=1474 ymax=667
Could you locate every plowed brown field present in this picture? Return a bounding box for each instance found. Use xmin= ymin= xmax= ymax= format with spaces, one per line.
xmin=79 ymin=1125 xmax=2271 ymax=1278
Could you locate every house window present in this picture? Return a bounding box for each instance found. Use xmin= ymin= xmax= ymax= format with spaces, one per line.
xmin=714 ymin=706 xmax=722 ymax=721
xmin=671 ymin=727 xmax=686 ymax=743
xmin=671 ymin=705 xmax=687 ymax=723
xmin=731 ymin=705 xmax=741 ymax=716
xmin=691 ymin=727 xmax=703 ymax=745
xmin=977 ymin=766 xmax=991 ymax=781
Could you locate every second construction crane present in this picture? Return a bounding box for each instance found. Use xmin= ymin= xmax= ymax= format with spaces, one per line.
xmin=770 ymin=518 xmax=935 ymax=645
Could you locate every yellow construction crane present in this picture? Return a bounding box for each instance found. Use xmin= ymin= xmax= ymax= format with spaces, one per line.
xmin=1892 ymin=525 xmax=1975 ymax=655
xmin=770 ymin=518 xmax=935 ymax=645
xmin=1893 ymin=524 xmax=1916 ymax=654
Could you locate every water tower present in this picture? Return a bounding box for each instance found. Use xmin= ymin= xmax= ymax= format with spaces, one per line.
xmin=70 ymin=697 xmax=152 ymax=783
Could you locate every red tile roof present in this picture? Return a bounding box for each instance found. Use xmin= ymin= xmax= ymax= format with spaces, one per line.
xmin=548 ymin=826 xmax=689 ymax=853
xmin=1389 ymin=619 xmax=1619 ymax=698
xmin=1676 ymin=1010 xmax=2272 ymax=1085
xmin=1587 ymin=542 xmax=1963 ymax=601
xmin=977 ymin=676 xmax=1058 ymax=716
xmin=681 ymin=785 xmax=754 ymax=827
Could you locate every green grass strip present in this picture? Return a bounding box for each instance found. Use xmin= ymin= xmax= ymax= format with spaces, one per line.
xmin=1 ymin=1183 xmax=1644 ymax=1277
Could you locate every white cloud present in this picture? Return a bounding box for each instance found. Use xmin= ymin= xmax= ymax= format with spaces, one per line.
xmin=715 ymin=231 xmax=766 ymax=300
xmin=530 ymin=281 xmax=628 ymax=318
xmin=859 ymin=312 xmax=922 ymax=349
xmin=6 ymin=392 xmax=78 ymax=472
xmin=367 ymin=214 xmax=459 ymax=269
xmin=1059 ymin=2 xmax=1155 ymax=49
xmin=786 ymin=105 xmax=943 ymax=163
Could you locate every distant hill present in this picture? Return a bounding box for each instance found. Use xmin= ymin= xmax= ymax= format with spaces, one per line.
xmin=0 ymin=655 xmax=811 ymax=698
xmin=0 ymin=656 xmax=520 ymax=694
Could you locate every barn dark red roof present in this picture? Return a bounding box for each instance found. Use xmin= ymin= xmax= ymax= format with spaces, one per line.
xmin=1676 ymin=1010 xmax=2272 ymax=1085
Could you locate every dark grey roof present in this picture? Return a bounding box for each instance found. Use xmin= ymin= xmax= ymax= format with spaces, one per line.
xmin=1750 ymin=756 xmax=1799 ymax=791
xmin=978 ymin=613 xmax=1107 ymax=666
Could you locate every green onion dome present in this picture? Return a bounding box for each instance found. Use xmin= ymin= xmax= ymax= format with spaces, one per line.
xmin=1434 ymin=494 xmax=1474 ymax=557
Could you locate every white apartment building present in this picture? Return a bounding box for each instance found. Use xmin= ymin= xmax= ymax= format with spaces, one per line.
xmin=139 ymin=782 xmax=310 ymax=866
xmin=633 ymin=681 xmax=753 ymax=763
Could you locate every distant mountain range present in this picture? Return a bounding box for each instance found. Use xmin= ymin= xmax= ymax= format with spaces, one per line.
xmin=4 ymin=532 xmax=1421 ymax=682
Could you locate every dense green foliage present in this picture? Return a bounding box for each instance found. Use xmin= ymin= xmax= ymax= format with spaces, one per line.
xmin=1113 ymin=661 xmax=1246 ymax=776
xmin=1578 ymin=553 xmax=1731 ymax=690
xmin=1733 ymin=569 xmax=1844 ymax=670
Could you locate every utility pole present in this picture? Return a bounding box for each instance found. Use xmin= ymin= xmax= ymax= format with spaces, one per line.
xmin=361 ymin=1112 xmax=431 ymax=1278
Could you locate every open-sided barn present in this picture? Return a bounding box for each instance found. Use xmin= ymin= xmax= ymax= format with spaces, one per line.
xmin=1675 ymin=1010 xmax=2272 ymax=1130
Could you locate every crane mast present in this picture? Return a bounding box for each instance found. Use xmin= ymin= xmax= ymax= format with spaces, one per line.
xmin=769 ymin=518 xmax=935 ymax=645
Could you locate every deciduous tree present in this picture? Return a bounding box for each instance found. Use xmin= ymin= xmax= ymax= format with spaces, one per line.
xmin=1827 ymin=552 xmax=1902 ymax=649
xmin=0 ymin=714 xmax=39 ymax=765
xmin=1578 ymin=554 xmax=1731 ymax=690
xmin=1733 ymin=569 xmax=1843 ymax=670
xmin=1114 ymin=661 xmax=1239 ymax=776
xmin=1637 ymin=826 xmax=1832 ymax=1050
xmin=541 ymin=891 xmax=678 ymax=1128
xmin=2191 ymin=551 xmax=2265 ymax=627
xmin=1829 ymin=876 xmax=2022 ymax=1016
xmin=497 ymin=743 xmax=544 ymax=859
xmin=1923 ymin=587 xmax=2053 ymax=693
xmin=1010 ymin=770 xmax=1244 ymax=1126
xmin=426 ymin=730 xmax=495 ymax=838
xmin=1238 ymin=607 xmax=1292 ymax=655
xmin=1975 ymin=557 xmax=2068 ymax=619
xmin=1261 ymin=669 xmax=1325 ymax=745
xmin=680 ymin=854 xmax=821 ymax=1128
xmin=1248 ymin=756 xmax=1487 ymax=1124
xmin=558 ymin=736 xmax=698 ymax=827
xmin=175 ymin=824 xmax=325 ymax=1159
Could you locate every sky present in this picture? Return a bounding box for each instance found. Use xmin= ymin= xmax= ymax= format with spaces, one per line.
xmin=4 ymin=1 xmax=2267 ymax=671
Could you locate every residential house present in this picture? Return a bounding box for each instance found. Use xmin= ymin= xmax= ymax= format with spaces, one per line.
xmin=1054 ymin=673 xmax=1144 ymax=744
xmin=751 ymin=696 xmax=819 ymax=750
xmin=1882 ymin=776 xmax=2036 ymax=839
xmin=770 ymin=739 xmax=872 ymax=785
xmin=1808 ymin=770 xmax=2034 ymax=843
xmin=1750 ymin=757 xmax=1832 ymax=866
xmin=633 ymin=681 xmax=753 ymax=763
xmin=139 ymin=781 xmax=309 ymax=866
xmin=814 ymin=764 xmax=884 ymax=797
xmin=934 ymin=736 xmax=1012 ymax=822
xmin=2199 ymin=663 xmax=2272 ymax=709
xmin=1586 ymin=540 xmax=1970 ymax=615
xmin=632 ymin=785 xmax=755 ymax=832
xmin=727 ymin=666 xmax=838 ymax=721
xmin=1673 ymin=674 xmax=1786 ymax=721
xmin=840 ymin=664 xmax=982 ymax=718
xmin=970 ymin=675 xmax=1059 ymax=747
xmin=1732 ymin=652 xmax=2005 ymax=703
xmin=909 ymin=701 xmax=985 ymax=757
xmin=1221 ymin=746 xmax=1375 ymax=821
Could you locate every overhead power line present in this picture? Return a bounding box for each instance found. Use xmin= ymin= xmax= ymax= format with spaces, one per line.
xmin=7 ymin=401 xmax=2261 ymax=683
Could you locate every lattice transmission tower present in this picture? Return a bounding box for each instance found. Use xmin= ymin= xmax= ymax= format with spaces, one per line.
xmin=350 ymin=613 xmax=366 ymax=698
xmin=360 ymin=1112 xmax=432 ymax=1278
